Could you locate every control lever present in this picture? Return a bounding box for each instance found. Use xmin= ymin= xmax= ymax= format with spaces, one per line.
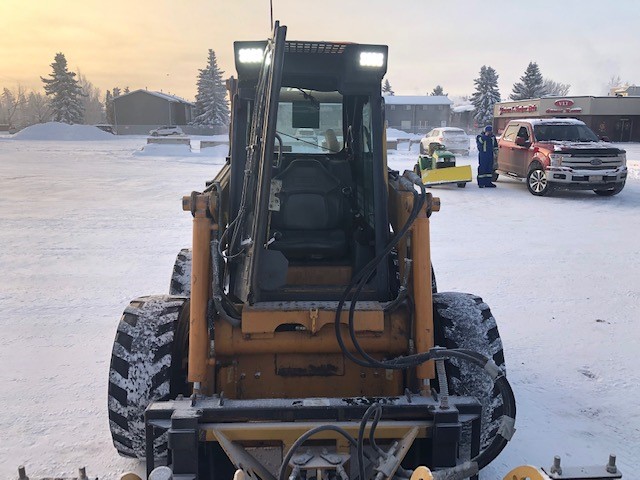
xmin=265 ymin=231 xmax=282 ymax=247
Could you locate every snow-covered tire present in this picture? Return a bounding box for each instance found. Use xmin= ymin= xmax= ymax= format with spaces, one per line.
xmin=169 ymin=248 xmax=192 ymax=296
xmin=432 ymin=292 xmax=506 ymax=450
xmin=108 ymin=295 xmax=188 ymax=459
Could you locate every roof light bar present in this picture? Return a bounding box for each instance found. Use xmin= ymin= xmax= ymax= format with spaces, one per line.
xmin=238 ymin=48 xmax=264 ymax=64
xmin=359 ymin=51 xmax=384 ymax=68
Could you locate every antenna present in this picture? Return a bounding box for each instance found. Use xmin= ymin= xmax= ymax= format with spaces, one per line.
xmin=270 ymin=0 xmax=274 ymax=30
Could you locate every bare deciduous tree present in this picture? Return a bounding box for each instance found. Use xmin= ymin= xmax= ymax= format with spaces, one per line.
xmin=542 ymin=78 xmax=570 ymax=96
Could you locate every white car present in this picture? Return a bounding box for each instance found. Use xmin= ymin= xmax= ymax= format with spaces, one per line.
xmin=149 ymin=125 xmax=184 ymax=136
xmin=420 ymin=127 xmax=470 ymax=155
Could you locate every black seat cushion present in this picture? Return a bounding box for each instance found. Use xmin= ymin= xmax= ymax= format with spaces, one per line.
xmin=271 ymin=158 xmax=348 ymax=259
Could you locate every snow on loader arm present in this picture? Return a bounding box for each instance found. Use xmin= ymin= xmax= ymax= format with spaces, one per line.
xmin=414 ymin=143 xmax=472 ymax=188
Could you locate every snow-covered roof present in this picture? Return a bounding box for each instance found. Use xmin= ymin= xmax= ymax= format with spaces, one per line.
xmin=511 ymin=118 xmax=586 ymax=125
xmin=452 ymin=104 xmax=474 ymax=113
xmin=384 ymin=95 xmax=452 ymax=106
xmin=114 ymin=89 xmax=194 ymax=105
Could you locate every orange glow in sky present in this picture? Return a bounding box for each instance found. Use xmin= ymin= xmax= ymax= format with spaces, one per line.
xmin=1 ymin=0 xmax=638 ymax=100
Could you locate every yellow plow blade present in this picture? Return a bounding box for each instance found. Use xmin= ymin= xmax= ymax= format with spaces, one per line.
xmin=421 ymin=165 xmax=472 ymax=186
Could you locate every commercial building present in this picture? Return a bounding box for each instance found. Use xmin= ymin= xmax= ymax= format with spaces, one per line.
xmin=493 ymin=96 xmax=640 ymax=142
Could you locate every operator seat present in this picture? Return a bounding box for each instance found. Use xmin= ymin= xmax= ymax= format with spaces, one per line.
xmin=270 ymin=158 xmax=349 ymax=260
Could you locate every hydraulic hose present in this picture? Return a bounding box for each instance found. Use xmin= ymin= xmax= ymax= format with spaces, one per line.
xmin=210 ymin=239 xmax=241 ymax=327
xmin=334 ymin=172 xmax=427 ymax=370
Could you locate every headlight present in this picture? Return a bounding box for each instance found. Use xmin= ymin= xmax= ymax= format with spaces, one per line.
xmin=549 ymin=153 xmax=564 ymax=167
xmin=238 ymin=48 xmax=264 ymax=64
xmin=620 ymin=152 xmax=627 ymax=166
xmin=359 ymin=51 xmax=384 ymax=67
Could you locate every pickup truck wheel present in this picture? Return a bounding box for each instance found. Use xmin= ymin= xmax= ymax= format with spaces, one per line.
xmin=457 ymin=182 xmax=466 ymax=188
xmin=432 ymin=292 xmax=506 ymax=451
xmin=594 ymin=182 xmax=625 ymax=196
xmin=527 ymin=164 xmax=549 ymax=196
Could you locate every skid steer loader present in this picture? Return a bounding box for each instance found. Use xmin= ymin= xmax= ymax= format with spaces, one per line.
xmin=107 ymin=23 xmax=621 ymax=480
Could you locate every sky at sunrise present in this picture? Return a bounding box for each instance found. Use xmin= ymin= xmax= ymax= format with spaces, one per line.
xmin=1 ymin=0 xmax=639 ymax=101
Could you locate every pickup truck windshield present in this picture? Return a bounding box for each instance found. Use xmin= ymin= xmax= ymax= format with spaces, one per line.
xmin=534 ymin=124 xmax=599 ymax=142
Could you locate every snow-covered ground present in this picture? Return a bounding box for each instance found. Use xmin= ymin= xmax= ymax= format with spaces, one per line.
xmin=0 ymin=130 xmax=639 ymax=478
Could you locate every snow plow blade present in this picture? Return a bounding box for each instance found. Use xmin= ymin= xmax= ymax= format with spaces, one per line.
xmin=420 ymin=165 xmax=472 ymax=186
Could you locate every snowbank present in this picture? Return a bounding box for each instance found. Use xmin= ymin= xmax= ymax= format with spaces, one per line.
xmin=134 ymin=143 xmax=193 ymax=156
xmin=11 ymin=122 xmax=116 ymax=141
xmin=134 ymin=142 xmax=229 ymax=158
xmin=199 ymin=144 xmax=229 ymax=157
xmin=386 ymin=128 xmax=415 ymax=140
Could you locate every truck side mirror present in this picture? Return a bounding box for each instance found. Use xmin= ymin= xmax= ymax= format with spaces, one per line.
xmin=600 ymin=135 xmax=610 ymax=142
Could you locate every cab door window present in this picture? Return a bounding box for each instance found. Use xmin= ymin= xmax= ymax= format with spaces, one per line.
xmin=502 ymin=124 xmax=519 ymax=142
xmin=516 ymin=126 xmax=530 ymax=142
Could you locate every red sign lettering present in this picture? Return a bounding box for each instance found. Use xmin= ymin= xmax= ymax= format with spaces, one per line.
xmin=554 ymin=99 xmax=574 ymax=107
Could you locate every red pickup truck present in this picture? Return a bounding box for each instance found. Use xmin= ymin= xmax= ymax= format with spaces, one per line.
xmin=495 ymin=118 xmax=627 ymax=196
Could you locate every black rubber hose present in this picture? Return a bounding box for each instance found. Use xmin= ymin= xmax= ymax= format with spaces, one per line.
xmin=357 ymin=403 xmax=385 ymax=480
xmin=210 ymin=239 xmax=241 ymax=327
xmin=277 ymin=425 xmax=373 ymax=480
xmin=334 ymin=176 xmax=426 ymax=369
xmin=428 ymin=348 xmax=517 ymax=470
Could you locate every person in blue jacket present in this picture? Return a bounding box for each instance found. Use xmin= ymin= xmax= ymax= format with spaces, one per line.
xmin=476 ymin=125 xmax=498 ymax=188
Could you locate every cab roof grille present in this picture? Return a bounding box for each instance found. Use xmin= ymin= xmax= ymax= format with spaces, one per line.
xmin=285 ymin=42 xmax=347 ymax=54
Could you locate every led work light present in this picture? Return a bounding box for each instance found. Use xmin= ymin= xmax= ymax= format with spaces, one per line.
xmin=238 ymin=48 xmax=264 ymax=64
xmin=359 ymin=51 xmax=384 ymax=67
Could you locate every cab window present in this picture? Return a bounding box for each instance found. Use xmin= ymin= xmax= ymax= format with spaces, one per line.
xmin=502 ymin=124 xmax=520 ymax=142
xmin=275 ymin=88 xmax=343 ymax=154
xmin=516 ymin=126 xmax=530 ymax=141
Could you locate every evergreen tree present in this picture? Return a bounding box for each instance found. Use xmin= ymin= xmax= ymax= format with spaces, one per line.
xmin=382 ymin=79 xmax=394 ymax=96
xmin=470 ymin=65 xmax=501 ymax=127
xmin=431 ymin=85 xmax=446 ymax=96
xmin=105 ymin=90 xmax=114 ymax=125
xmin=123 ymin=86 xmax=130 ymax=94
xmin=510 ymin=62 xmax=546 ymax=100
xmin=106 ymin=87 xmax=122 ymax=125
xmin=41 ymin=53 xmax=85 ymax=124
xmin=193 ymin=49 xmax=229 ymax=126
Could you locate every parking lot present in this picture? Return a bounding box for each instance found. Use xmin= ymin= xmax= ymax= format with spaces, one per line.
xmin=0 ymin=136 xmax=638 ymax=477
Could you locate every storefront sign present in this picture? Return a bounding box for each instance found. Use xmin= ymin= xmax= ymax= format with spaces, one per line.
xmin=499 ymin=104 xmax=538 ymax=115
xmin=554 ymin=99 xmax=575 ymax=107
xmin=545 ymin=105 xmax=583 ymax=114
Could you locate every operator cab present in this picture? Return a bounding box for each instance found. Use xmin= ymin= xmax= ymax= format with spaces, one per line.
xmin=225 ymin=28 xmax=391 ymax=303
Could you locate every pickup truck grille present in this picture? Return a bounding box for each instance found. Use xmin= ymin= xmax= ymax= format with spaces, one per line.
xmin=561 ymin=148 xmax=623 ymax=171
xmin=563 ymin=158 xmax=623 ymax=170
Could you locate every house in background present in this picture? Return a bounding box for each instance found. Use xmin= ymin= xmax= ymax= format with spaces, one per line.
xmin=450 ymin=104 xmax=475 ymax=132
xmin=384 ymin=95 xmax=452 ymax=134
xmin=112 ymin=89 xmax=195 ymax=135
xmin=610 ymin=85 xmax=640 ymax=97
